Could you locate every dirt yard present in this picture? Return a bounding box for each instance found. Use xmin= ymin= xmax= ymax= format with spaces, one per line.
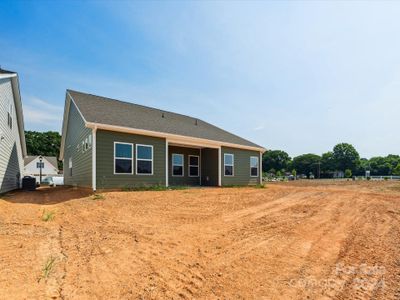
xmin=0 ymin=181 xmax=399 ymax=299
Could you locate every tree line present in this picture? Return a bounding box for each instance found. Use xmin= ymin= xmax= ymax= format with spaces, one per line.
xmin=263 ymin=143 xmax=400 ymax=178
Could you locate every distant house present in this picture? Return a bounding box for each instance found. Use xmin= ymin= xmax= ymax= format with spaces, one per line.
xmin=60 ymin=90 xmax=265 ymax=191
xmin=24 ymin=156 xmax=59 ymax=183
xmin=0 ymin=69 xmax=27 ymax=193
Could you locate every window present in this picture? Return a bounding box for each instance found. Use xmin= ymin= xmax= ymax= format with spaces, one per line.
xmin=7 ymin=101 xmax=12 ymax=129
xmin=224 ymin=153 xmax=234 ymax=176
xmin=136 ymin=144 xmax=153 ymax=175
xmin=36 ymin=162 xmax=44 ymax=169
xmin=250 ymin=156 xmax=259 ymax=177
xmin=172 ymin=154 xmax=184 ymax=176
xmin=188 ymin=155 xmax=199 ymax=177
xmin=85 ymin=138 xmax=89 ymax=151
xmin=82 ymin=141 xmax=85 ymax=153
xmin=69 ymin=157 xmax=72 ymax=176
xmin=88 ymin=134 xmax=92 ymax=148
xmin=114 ymin=142 xmax=133 ymax=174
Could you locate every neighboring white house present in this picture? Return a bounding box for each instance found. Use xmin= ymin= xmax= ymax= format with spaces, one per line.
xmin=24 ymin=156 xmax=59 ymax=183
xmin=0 ymin=69 xmax=27 ymax=193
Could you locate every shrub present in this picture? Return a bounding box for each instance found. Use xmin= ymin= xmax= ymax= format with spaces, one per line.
xmin=41 ymin=210 xmax=55 ymax=222
xmin=92 ymin=194 xmax=105 ymax=200
xmin=344 ymin=169 xmax=352 ymax=178
xmin=38 ymin=256 xmax=56 ymax=282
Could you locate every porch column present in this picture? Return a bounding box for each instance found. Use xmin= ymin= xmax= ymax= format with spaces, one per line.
xmin=218 ymin=147 xmax=222 ymax=186
xmin=165 ymin=140 xmax=169 ymax=187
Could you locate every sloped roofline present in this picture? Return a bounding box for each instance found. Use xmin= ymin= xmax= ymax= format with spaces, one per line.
xmin=24 ymin=155 xmax=59 ymax=170
xmin=59 ymin=91 xmax=266 ymax=160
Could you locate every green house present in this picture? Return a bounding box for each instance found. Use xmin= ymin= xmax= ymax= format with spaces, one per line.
xmin=60 ymin=90 xmax=265 ymax=191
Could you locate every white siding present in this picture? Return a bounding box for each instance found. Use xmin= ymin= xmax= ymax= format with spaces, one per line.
xmin=0 ymin=78 xmax=24 ymax=193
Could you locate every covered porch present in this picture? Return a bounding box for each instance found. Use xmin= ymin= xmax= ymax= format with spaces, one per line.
xmin=166 ymin=140 xmax=221 ymax=187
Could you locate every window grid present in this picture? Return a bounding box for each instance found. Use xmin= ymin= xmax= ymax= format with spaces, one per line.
xmin=224 ymin=153 xmax=234 ymax=176
xmin=114 ymin=142 xmax=133 ymax=175
xmin=188 ymin=155 xmax=199 ymax=177
xmin=250 ymin=156 xmax=259 ymax=177
xmin=172 ymin=153 xmax=184 ymax=177
xmin=136 ymin=144 xmax=153 ymax=175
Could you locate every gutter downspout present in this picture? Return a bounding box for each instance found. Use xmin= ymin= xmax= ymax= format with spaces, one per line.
xmin=165 ymin=139 xmax=169 ymax=187
xmin=92 ymin=126 xmax=97 ymax=191
xmin=218 ymin=147 xmax=222 ymax=186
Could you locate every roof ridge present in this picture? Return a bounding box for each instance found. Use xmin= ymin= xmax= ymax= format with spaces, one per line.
xmin=67 ymin=89 xmax=202 ymax=121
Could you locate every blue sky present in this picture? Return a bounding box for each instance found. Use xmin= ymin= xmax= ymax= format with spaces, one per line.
xmin=1 ymin=1 xmax=400 ymax=158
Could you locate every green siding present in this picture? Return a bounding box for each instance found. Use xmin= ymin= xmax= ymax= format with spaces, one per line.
xmin=221 ymin=146 xmax=261 ymax=186
xmin=96 ymin=130 xmax=166 ymax=189
xmin=200 ymin=148 xmax=219 ymax=186
xmin=63 ymin=101 xmax=92 ymax=187
xmin=168 ymin=146 xmax=200 ymax=186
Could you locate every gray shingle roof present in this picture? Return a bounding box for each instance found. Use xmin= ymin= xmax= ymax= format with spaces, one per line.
xmin=67 ymin=90 xmax=263 ymax=149
xmin=24 ymin=156 xmax=58 ymax=170
xmin=0 ymin=68 xmax=16 ymax=74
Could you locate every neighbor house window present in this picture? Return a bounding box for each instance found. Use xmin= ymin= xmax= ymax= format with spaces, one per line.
xmin=69 ymin=157 xmax=72 ymax=176
xmin=224 ymin=153 xmax=234 ymax=176
xmin=250 ymin=156 xmax=259 ymax=177
xmin=188 ymin=155 xmax=199 ymax=177
xmin=136 ymin=144 xmax=153 ymax=175
xmin=36 ymin=162 xmax=44 ymax=168
xmin=172 ymin=154 xmax=184 ymax=176
xmin=114 ymin=142 xmax=133 ymax=174
xmin=88 ymin=134 xmax=92 ymax=148
xmin=7 ymin=101 xmax=12 ymax=129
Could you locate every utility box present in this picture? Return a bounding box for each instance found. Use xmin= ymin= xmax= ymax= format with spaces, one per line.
xmin=22 ymin=176 xmax=36 ymax=191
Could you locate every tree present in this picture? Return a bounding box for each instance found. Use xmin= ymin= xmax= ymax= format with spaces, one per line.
xmin=332 ymin=143 xmax=360 ymax=172
xmin=344 ymin=169 xmax=352 ymax=178
xmin=320 ymin=152 xmax=335 ymax=177
xmin=393 ymin=164 xmax=400 ymax=176
xmin=292 ymin=154 xmax=321 ymax=177
xmin=369 ymin=157 xmax=392 ymax=175
xmin=262 ymin=150 xmax=291 ymax=173
xmin=25 ymin=131 xmax=62 ymax=169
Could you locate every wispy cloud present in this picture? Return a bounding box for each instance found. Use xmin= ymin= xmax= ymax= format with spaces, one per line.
xmin=253 ymin=125 xmax=265 ymax=131
xmin=23 ymin=96 xmax=63 ymax=132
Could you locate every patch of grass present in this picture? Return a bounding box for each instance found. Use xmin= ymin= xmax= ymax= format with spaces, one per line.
xmin=41 ymin=210 xmax=55 ymax=222
xmin=121 ymin=184 xmax=189 ymax=192
xmin=222 ymin=184 xmax=266 ymax=189
xmin=38 ymin=256 xmax=56 ymax=282
xmin=92 ymin=193 xmax=105 ymax=200
xmin=254 ymin=184 xmax=266 ymax=189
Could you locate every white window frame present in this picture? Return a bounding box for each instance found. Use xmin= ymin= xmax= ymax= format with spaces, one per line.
xmin=172 ymin=153 xmax=184 ymax=177
xmin=188 ymin=155 xmax=199 ymax=177
xmin=224 ymin=153 xmax=234 ymax=176
xmin=114 ymin=142 xmax=134 ymax=175
xmin=135 ymin=144 xmax=153 ymax=175
xmin=250 ymin=156 xmax=259 ymax=177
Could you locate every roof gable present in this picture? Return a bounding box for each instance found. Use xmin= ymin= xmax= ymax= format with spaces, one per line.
xmin=24 ymin=156 xmax=58 ymax=169
xmin=66 ymin=90 xmax=263 ymax=149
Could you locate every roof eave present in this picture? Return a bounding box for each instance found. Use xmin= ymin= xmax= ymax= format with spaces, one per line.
xmin=86 ymin=121 xmax=266 ymax=152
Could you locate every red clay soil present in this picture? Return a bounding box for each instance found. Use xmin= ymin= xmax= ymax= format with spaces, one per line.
xmin=0 ymin=181 xmax=399 ymax=299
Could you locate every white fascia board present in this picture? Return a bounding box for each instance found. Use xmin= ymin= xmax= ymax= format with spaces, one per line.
xmin=59 ymin=91 xmax=89 ymax=160
xmin=85 ymin=122 xmax=266 ymax=152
